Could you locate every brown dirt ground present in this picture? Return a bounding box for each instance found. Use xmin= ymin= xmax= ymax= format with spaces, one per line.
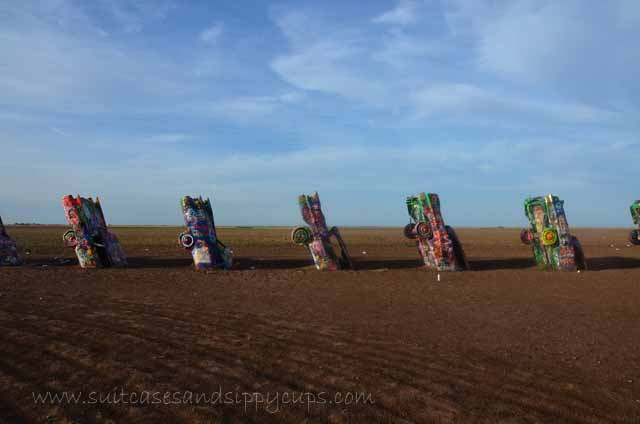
xmin=1 ymin=226 xmax=640 ymax=424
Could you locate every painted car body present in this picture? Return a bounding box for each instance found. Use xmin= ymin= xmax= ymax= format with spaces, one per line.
xmin=520 ymin=194 xmax=586 ymax=271
xmin=178 ymin=196 xmax=232 ymax=271
xmin=629 ymin=200 xmax=640 ymax=245
xmin=0 ymin=216 xmax=22 ymax=266
xmin=404 ymin=192 xmax=468 ymax=271
xmin=291 ymin=192 xmax=353 ymax=271
xmin=61 ymin=195 xmax=127 ymax=268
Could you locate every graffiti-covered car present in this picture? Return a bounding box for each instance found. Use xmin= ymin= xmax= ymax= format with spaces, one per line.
xmin=629 ymin=200 xmax=640 ymax=245
xmin=0 ymin=216 xmax=22 ymax=266
xmin=404 ymin=193 xmax=468 ymax=271
xmin=291 ymin=192 xmax=353 ymax=271
xmin=61 ymin=195 xmax=127 ymax=268
xmin=178 ymin=196 xmax=232 ymax=271
xmin=520 ymin=194 xmax=586 ymax=271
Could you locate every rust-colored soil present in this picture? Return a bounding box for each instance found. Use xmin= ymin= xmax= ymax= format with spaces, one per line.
xmin=1 ymin=226 xmax=640 ymax=423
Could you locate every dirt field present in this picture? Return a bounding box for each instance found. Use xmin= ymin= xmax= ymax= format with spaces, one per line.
xmin=1 ymin=226 xmax=640 ymax=423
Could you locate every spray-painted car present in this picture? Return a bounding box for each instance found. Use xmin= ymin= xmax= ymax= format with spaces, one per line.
xmin=629 ymin=200 xmax=640 ymax=245
xmin=520 ymin=194 xmax=586 ymax=271
xmin=178 ymin=196 xmax=232 ymax=271
xmin=404 ymin=193 xmax=468 ymax=271
xmin=62 ymin=195 xmax=127 ymax=268
xmin=291 ymin=192 xmax=353 ymax=271
xmin=0 ymin=216 xmax=22 ymax=266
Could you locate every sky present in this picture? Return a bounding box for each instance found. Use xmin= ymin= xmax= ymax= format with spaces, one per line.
xmin=1 ymin=0 xmax=639 ymax=227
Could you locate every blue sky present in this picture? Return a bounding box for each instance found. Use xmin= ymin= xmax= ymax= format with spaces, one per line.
xmin=1 ymin=0 xmax=639 ymax=227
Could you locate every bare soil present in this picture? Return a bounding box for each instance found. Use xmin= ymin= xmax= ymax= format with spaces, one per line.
xmin=1 ymin=226 xmax=640 ymax=423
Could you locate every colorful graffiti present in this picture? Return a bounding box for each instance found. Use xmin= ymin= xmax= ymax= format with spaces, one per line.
xmin=291 ymin=192 xmax=353 ymax=271
xmin=404 ymin=193 xmax=468 ymax=271
xmin=520 ymin=194 xmax=586 ymax=271
xmin=629 ymin=200 xmax=640 ymax=246
xmin=178 ymin=196 xmax=232 ymax=271
xmin=0 ymin=216 xmax=22 ymax=266
xmin=61 ymin=195 xmax=127 ymax=268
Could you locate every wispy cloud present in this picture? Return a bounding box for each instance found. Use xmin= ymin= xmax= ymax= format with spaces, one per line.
xmin=50 ymin=127 xmax=71 ymax=137
xmin=271 ymin=11 xmax=388 ymax=104
xmin=136 ymin=134 xmax=190 ymax=144
xmin=410 ymin=83 xmax=618 ymax=125
xmin=373 ymin=0 xmax=418 ymax=25
xmin=200 ymin=22 xmax=223 ymax=43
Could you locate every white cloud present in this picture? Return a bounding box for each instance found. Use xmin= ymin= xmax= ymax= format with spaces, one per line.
xmin=271 ymin=11 xmax=388 ymax=104
xmin=373 ymin=28 xmax=448 ymax=66
xmin=278 ymin=92 xmax=305 ymax=103
xmin=200 ymin=22 xmax=223 ymax=43
xmin=444 ymin=0 xmax=640 ymax=107
xmin=206 ymin=93 xmax=303 ymax=121
xmin=99 ymin=0 xmax=175 ymax=34
xmin=410 ymin=83 xmax=618 ymax=124
xmin=50 ymin=127 xmax=71 ymax=137
xmin=373 ymin=0 xmax=418 ymax=25
xmin=137 ymin=133 xmax=190 ymax=144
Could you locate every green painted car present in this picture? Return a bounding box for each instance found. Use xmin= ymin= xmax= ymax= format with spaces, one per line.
xmin=404 ymin=193 xmax=468 ymax=271
xmin=520 ymin=194 xmax=586 ymax=271
xmin=629 ymin=200 xmax=640 ymax=245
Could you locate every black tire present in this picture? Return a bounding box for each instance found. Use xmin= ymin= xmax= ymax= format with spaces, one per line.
xmin=291 ymin=226 xmax=312 ymax=245
xmin=446 ymin=226 xmax=469 ymax=271
xmin=520 ymin=229 xmax=532 ymax=245
xmin=63 ymin=230 xmax=77 ymax=247
xmin=630 ymin=230 xmax=640 ymax=246
xmin=572 ymin=236 xmax=587 ymax=271
xmin=179 ymin=232 xmax=195 ymax=249
xmin=403 ymin=223 xmax=415 ymax=239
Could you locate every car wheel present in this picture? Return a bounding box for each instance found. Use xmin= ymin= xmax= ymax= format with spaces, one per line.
xmin=403 ymin=223 xmax=415 ymax=239
xmin=520 ymin=229 xmax=533 ymax=245
xmin=179 ymin=232 xmax=195 ymax=249
xmin=415 ymin=222 xmax=432 ymax=239
xmin=291 ymin=226 xmax=312 ymax=245
xmin=630 ymin=229 xmax=640 ymax=246
xmin=63 ymin=230 xmax=77 ymax=247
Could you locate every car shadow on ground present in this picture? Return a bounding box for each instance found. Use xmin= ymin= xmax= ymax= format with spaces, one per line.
xmin=353 ymin=259 xmax=424 ymax=270
xmin=234 ymin=258 xmax=312 ymax=270
xmin=126 ymin=257 xmax=193 ymax=269
xmin=468 ymin=258 xmax=536 ymax=271
xmin=586 ymin=257 xmax=640 ymax=271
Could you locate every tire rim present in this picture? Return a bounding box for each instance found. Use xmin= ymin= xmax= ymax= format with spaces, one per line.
xmin=180 ymin=233 xmax=195 ymax=249
xmin=292 ymin=227 xmax=311 ymax=245
xmin=416 ymin=222 xmax=432 ymax=239
xmin=542 ymin=229 xmax=558 ymax=246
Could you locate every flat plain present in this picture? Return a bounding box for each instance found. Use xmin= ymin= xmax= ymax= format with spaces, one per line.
xmin=1 ymin=226 xmax=640 ymax=423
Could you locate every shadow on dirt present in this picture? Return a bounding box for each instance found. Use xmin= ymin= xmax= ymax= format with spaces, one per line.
xmin=234 ymin=258 xmax=312 ymax=270
xmin=126 ymin=257 xmax=193 ymax=269
xmin=469 ymin=258 xmax=536 ymax=271
xmin=25 ymin=257 xmax=76 ymax=268
xmin=586 ymin=257 xmax=640 ymax=271
xmin=354 ymin=259 xmax=423 ymax=270
xmin=110 ymin=257 xmax=313 ymax=270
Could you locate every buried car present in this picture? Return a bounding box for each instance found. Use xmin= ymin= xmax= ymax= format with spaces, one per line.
xmin=0 ymin=216 xmax=22 ymax=266
xmin=61 ymin=195 xmax=127 ymax=268
xmin=404 ymin=192 xmax=468 ymax=271
xmin=629 ymin=200 xmax=640 ymax=245
xmin=291 ymin=192 xmax=353 ymax=271
xmin=520 ymin=194 xmax=586 ymax=271
xmin=178 ymin=196 xmax=232 ymax=271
